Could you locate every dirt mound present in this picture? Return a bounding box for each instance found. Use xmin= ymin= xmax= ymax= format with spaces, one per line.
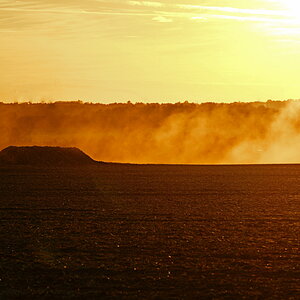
xmin=0 ymin=146 xmax=97 ymax=166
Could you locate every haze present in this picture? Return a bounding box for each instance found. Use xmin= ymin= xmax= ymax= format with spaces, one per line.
xmin=1 ymin=0 xmax=300 ymax=102
xmin=2 ymin=100 xmax=300 ymax=164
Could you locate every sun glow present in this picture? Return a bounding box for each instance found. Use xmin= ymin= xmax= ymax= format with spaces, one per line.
xmin=273 ymin=0 xmax=300 ymax=19
xmin=282 ymin=0 xmax=300 ymax=10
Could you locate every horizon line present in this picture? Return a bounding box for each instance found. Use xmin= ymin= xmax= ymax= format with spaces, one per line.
xmin=2 ymin=145 xmax=300 ymax=167
xmin=1 ymin=99 xmax=300 ymax=105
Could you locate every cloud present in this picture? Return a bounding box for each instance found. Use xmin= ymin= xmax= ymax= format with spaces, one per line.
xmin=176 ymin=4 xmax=285 ymax=17
xmin=152 ymin=15 xmax=172 ymax=22
xmin=128 ymin=1 xmax=164 ymax=8
xmin=173 ymin=2 xmax=300 ymax=26
xmin=191 ymin=14 xmax=278 ymax=23
xmin=0 ymin=7 xmax=155 ymax=16
xmin=0 ymin=0 xmax=296 ymax=29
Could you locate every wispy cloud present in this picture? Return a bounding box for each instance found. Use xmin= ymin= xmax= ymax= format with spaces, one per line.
xmin=176 ymin=4 xmax=286 ymax=17
xmin=191 ymin=14 xmax=278 ymax=23
xmin=152 ymin=15 xmax=172 ymax=23
xmin=128 ymin=1 xmax=164 ymax=8
xmin=0 ymin=0 xmax=292 ymax=23
xmin=1 ymin=0 xmax=300 ymax=36
xmin=0 ymin=7 xmax=155 ymax=17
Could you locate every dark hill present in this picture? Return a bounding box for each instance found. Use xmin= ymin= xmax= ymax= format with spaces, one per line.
xmin=0 ymin=146 xmax=97 ymax=166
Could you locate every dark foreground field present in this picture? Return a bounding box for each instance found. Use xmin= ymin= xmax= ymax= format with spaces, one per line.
xmin=0 ymin=164 xmax=299 ymax=299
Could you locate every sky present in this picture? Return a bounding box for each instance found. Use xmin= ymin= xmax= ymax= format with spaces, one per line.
xmin=1 ymin=0 xmax=300 ymax=103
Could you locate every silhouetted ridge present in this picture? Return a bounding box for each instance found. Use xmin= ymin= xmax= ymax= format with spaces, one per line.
xmin=0 ymin=146 xmax=96 ymax=166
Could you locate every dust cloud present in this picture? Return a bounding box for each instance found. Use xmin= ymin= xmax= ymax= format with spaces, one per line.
xmin=0 ymin=100 xmax=299 ymax=164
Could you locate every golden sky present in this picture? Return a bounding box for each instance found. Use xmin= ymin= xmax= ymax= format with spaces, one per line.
xmin=1 ymin=0 xmax=300 ymax=102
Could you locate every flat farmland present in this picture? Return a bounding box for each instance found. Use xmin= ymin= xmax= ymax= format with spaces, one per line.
xmin=0 ymin=164 xmax=299 ymax=299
